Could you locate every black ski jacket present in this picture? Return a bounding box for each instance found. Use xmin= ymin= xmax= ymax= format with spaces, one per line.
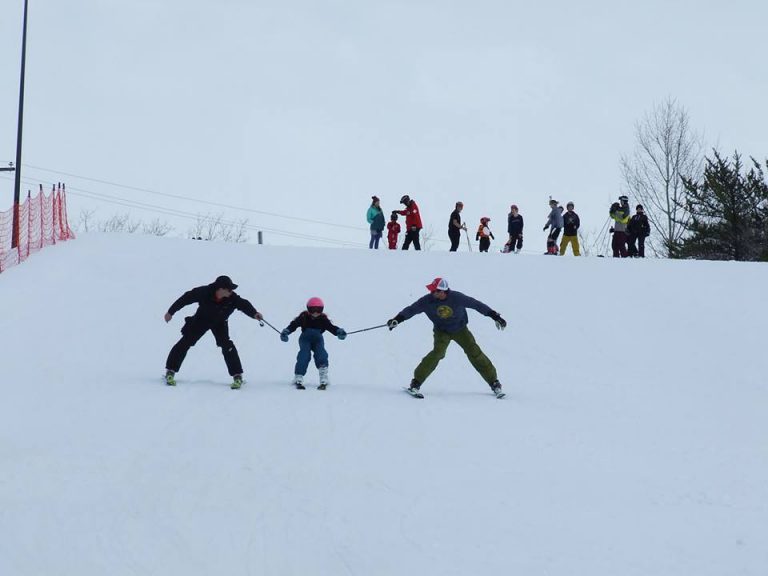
xmin=508 ymin=213 xmax=524 ymax=236
xmin=167 ymin=283 xmax=258 ymax=325
xmin=628 ymin=214 xmax=651 ymax=237
xmin=563 ymin=211 xmax=580 ymax=236
xmin=285 ymin=311 xmax=341 ymax=336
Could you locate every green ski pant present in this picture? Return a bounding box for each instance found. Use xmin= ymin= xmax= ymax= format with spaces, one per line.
xmin=414 ymin=327 xmax=498 ymax=385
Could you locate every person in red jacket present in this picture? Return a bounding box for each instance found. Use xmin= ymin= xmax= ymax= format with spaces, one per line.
xmin=397 ymin=195 xmax=423 ymax=250
xmin=387 ymin=211 xmax=401 ymax=250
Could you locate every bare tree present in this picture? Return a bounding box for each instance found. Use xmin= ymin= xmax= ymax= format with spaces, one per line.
xmin=99 ymin=213 xmax=142 ymax=233
xmin=73 ymin=209 xmax=96 ymax=233
xmin=189 ymin=213 xmax=250 ymax=243
xmin=142 ymin=218 xmax=174 ymax=237
xmin=620 ymin=98 xmax=703 ymax=257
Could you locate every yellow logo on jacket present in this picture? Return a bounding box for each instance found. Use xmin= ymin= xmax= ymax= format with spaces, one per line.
xmin=436 ymin=305 xmax=453 ymax=319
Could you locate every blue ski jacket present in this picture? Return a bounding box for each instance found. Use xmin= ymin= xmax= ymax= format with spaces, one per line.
xmin=396 ymin=290 xmax=496 ymax=334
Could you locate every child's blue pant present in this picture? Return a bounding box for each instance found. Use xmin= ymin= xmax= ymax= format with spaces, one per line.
xmin=295 ymin=329 xmax=329 ymax=375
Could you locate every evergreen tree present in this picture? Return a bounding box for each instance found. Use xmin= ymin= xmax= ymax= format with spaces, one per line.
xmin=680 ymin=151 xmax=768 ymax=261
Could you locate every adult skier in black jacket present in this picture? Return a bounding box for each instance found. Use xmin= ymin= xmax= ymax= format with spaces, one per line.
xmin=163 ymin=275 xmax=262 ymax=389
xmin=627 ymin=204 xmax=651 ymax=257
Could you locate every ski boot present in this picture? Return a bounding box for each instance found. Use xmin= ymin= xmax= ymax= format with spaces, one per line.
xmin=490 ymin=380 xmax=505 ymax=399
xmin=165 ymin=370 xmax=176 ymax=386
xmin=231 ymin=374 xmax=243 ymax=390
xmin=317 ymin=366 xmax=329 ymax=390
xmin=293 ymin=374 xmax=306 ymax=390
xmin=405 ymin=378 xmax=424 ymax=399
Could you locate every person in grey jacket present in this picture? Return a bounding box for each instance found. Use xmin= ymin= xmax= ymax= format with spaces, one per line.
xmin=387 ymin=277 xmax=507 ymax=398
xmin=543 ymin=199 xmax=564 ymax=254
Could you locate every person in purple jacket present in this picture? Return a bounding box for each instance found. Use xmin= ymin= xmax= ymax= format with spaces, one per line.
xmin=387 ymin=278 xmax=507 ymax=398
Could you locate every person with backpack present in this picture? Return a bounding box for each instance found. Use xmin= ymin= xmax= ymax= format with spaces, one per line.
xmin=366 ymin=196 xmax=385 ymax=249
xmin=396 ymin=195 xmax=423 ymax=250
xmin=475 ymin=217 xmax=495 ymax=252
xmin=627 ymin=204 xmax=651 ymax=257
xmin=610 ymin=196 xmax=631 ymax=257
xmin=163 ymin=275 xmax=262 ymax=389
xmin=560 ymin=201 xmax=581 ymax=256
xmin=386 ymin=277 xmax=507 ymax=399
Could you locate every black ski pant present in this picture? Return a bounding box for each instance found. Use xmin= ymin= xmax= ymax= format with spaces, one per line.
xmin=448 ymin=230 xmax=461 ymax=252
xmin=479 ymin=237 xmax=491 ymax=252
xmin=402 ymin=228 xmax=421 ymax=250
xmin=508 ymin=233 xmax=523 ymax=252
xmin=166 ymin=317 xmax=243 ymax=376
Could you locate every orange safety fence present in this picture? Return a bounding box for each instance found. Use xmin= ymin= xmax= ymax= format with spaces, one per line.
xmin=0 ymin=183 xmax=75 ymax=272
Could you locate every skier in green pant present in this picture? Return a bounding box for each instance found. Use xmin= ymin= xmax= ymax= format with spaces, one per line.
xmin=387 ymin=277 xmax=507 ymax=398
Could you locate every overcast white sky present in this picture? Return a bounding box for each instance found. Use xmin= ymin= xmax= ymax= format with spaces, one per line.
xmin=1 ymin=0 xmax=766 ymax=250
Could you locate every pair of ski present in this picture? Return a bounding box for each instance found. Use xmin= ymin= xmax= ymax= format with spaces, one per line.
xmin=295 ymin=383 xmax=327 ymax=390
xmin=403 ymin=387 xmax=505 ymax=399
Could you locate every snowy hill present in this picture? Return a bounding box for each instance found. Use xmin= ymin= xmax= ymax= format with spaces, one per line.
xmin=1 ymin=234 xmax=766 ymax=576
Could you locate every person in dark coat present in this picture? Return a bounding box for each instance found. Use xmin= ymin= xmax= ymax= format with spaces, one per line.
xmin=164 ymin=275 xmax=262 ymax=389
xmin=387 ymin=278 xmax=507 ymax=398
xmin=448 ymin=201 xmax=466 ymax=252
xmin=627 ymin=204 xmax=651 ymax=257
xmin=559 ymin=201 xmax=581 ymax=256
xmin=506 ymin=204 xmax=524 ymax=253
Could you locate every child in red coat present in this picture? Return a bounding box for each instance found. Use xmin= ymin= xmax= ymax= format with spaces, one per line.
xmin=387 ymin=212 xmax=401 ymax=250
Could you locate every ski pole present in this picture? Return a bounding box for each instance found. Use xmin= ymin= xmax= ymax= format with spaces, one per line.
xmin=346 ymin=324 xmax=388 ymax=335
xmin=259 ymin=318 xmax=282 ymax=334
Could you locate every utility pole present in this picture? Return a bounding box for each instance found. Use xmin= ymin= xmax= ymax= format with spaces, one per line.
xmin=11 ymin=0 xmax=30 ymax=249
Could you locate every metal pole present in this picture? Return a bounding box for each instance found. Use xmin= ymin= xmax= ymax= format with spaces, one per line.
xmin=12 ymin=0 xmax=29 ymax=249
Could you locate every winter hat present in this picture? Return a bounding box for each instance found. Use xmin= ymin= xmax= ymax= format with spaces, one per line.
xmin=510 ymin=204 xmax=518 ymax=211
xmin=456 ymin=201 xmax=464 ymax=208
xmin=426 ymin=277 xmax=450 ymax=293
xmin=619 ymin=195 xmax=629 ymax=202
xmin=480 ymin=216 xmax=491 ymax=224
xmin=400 ymin=194 xmax=411 ymax=205
xmin=371 ymin=195 xmax=380 ymax=203
xmin=636 ymin=204 xmax=644 ymax=210
xmin=390 ymin=211 xmax=398 ymax=220
xmin=549 ymin=199 xmax=558 ymax=206
xmin=214 ymin=275 xmax=238 ymax=290
xmin=306 ymin=297 xmax=324 ymax=310
xmin=567 ymin=201 xmax=574 ymax=208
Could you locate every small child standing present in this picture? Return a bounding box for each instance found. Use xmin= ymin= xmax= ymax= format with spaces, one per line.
xmin=280 ymin=297 xmax=346 ymax=389
xmin=475 ymin=217 xmax=495 ymax=252
xmin=387 ymin=212 xmax=401 ymax=250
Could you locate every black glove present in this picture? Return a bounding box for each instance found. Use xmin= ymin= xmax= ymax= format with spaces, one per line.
xmin=490 ymin=311 xmax=507 ymax=330
xmin=387 ymin=315 xmax=405 ymax=330
xmin=609 ymin=227 xmax=614 ymax=234
xmin=542 ymin=225 xmax=548 ymax=231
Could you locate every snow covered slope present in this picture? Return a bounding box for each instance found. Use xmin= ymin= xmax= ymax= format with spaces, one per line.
xmin=1 ymin=234 xmax=766 ymax=575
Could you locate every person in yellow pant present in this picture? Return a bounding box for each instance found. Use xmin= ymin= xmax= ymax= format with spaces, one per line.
xmin=559 ymin=201 xmax=581 ymax=256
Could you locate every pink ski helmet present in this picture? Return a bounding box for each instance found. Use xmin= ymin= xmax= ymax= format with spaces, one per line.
xmin=306 ymin=297 xmax=324 ymax=311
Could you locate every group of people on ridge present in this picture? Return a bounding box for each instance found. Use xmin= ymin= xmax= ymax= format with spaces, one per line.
xmin=368 ymin=194 xmax=651 ymax=257
xmin=163 ymin=275 xmax=507 ymax=399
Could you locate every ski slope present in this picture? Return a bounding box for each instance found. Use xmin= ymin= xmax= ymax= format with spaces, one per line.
xmin=1 ymin=234 xmax=766 ymax=576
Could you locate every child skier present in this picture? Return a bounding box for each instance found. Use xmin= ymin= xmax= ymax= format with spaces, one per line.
xmin=387 ymin=212 xmax=401 ymax=250
xmin=475 ymin=217 xmax=495 ymax=252
xmin=280 ymin=297 xmax=347 ymax=389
